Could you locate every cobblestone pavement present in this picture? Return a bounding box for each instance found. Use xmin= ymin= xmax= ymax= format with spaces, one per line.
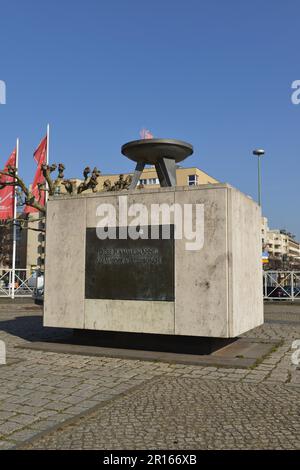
xmin=26 ymin=377 xmax=300 ymax=450
xmin=0 ymin=302 xmax=299 ymax=450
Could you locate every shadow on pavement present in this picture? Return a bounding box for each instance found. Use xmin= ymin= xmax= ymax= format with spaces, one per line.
xmin=0 ymin=314 xmax=71 ymax=343
xmin=0 ymin=311 xmax=236 ymax=355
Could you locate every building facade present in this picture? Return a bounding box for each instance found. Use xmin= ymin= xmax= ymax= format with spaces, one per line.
xmin=96 ymin=166 xmax=219 ymax=190
xmin=262 ymin=217 xmax=300 ymax=269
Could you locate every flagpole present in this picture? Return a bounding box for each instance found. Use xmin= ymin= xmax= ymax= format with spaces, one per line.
xmin=45 ymin=124 xmax=49 ymax=204
xmin=11 ymin=138 xmax=19 ymax=300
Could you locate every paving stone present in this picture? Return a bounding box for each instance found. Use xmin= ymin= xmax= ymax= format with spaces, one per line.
xmin=28 ymin=398 xmax=52 ymax=407
xmin=0 ymin=421 xmax=25 ymax=435
xmin=0 ymin=410 xmax=17 ymax=420
xmin=30 ymin=419 xmax=64 ymax=431
xmin=36 ymin=409 xmax=60 ymax=419
xmin=0 ymin=440 xmax=16 ymax=449
xmin=62 ymin=405 xmax=94 ymax=415
xmin=5 ymin=396 xmax=30 ymax=405
xmin=9 ymin=428 xmax=40 ymax=443
xmin=44 ymin=402 xmax=72 ymax=412
xmin=10 ymin=414 xmax=40 ymax=426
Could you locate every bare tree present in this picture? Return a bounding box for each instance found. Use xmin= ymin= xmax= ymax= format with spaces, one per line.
xmin=0 ymin=224 xmax=13 ymax=266
xmin=0 ymin=163 xmax=102 ymax=233
xmin=0 ymin=164 xmax=132 ymax=233
xmin=0 ymin=164 xmax=46 ymax=213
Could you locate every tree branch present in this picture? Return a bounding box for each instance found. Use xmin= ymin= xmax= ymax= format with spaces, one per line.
xmin=0 ymin=168 xmax=46 ymax=213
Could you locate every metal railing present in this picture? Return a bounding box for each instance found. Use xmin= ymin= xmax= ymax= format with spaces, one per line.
xmin=263 ymin=271 xmax=300 ymax=301
xmin=0 ymin=269 xmax=36 ymax=298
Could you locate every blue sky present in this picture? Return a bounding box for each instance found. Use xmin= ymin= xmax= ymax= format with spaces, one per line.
xmin=0 ymin=0 xmax=299 ymax=236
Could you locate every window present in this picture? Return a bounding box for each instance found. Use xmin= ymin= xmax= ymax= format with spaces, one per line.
xmin=139 ymin=178 xmax=159 ymax=185
xmin=188 ymin=175 xmax=198 ymax=186
xmin=148 ymin=178 xmax=159 ymax=185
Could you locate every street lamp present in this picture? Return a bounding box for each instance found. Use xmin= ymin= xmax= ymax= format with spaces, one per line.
xmin=252 ymin=149 xmax=265 ymax=207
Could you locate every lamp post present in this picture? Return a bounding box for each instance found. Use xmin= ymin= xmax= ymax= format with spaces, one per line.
xmin=252 ymin=149 xmax=265 ymax=207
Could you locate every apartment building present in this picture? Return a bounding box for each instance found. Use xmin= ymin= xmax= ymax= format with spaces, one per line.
xmin=262 ymin=217 xmax=300 ymax=268
xmin=96 ymin=166 xmax=219 ymax=190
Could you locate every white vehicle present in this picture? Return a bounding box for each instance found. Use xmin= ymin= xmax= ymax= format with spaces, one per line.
xmin=31 ymin=271 xmax=44 ymax=303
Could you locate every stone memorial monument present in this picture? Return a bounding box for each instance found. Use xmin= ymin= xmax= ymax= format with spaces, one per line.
xmin=44 ymin=139 xmax=263 ymax=338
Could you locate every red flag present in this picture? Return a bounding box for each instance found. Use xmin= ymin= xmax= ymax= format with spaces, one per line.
xmin=0 ymin=149 xmax=17 ymax=220
xmin=24 ymin=136 xmax=47 ymax=214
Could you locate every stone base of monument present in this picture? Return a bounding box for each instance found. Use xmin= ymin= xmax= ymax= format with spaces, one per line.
xmin=18 ymin=334 xmax=280 ymax=369
xmin=44 ymin=184 xmax=263 ymax=338
xmin=71 ymin=329 xmax=236 ymax=355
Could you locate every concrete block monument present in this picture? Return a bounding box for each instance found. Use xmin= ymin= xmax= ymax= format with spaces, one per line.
xmin=44 ymin=139 xmax=263 ymax=338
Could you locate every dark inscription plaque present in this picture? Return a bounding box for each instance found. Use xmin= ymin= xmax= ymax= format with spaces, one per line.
xmin=85 ymin=225 xmax=174 ymax=301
